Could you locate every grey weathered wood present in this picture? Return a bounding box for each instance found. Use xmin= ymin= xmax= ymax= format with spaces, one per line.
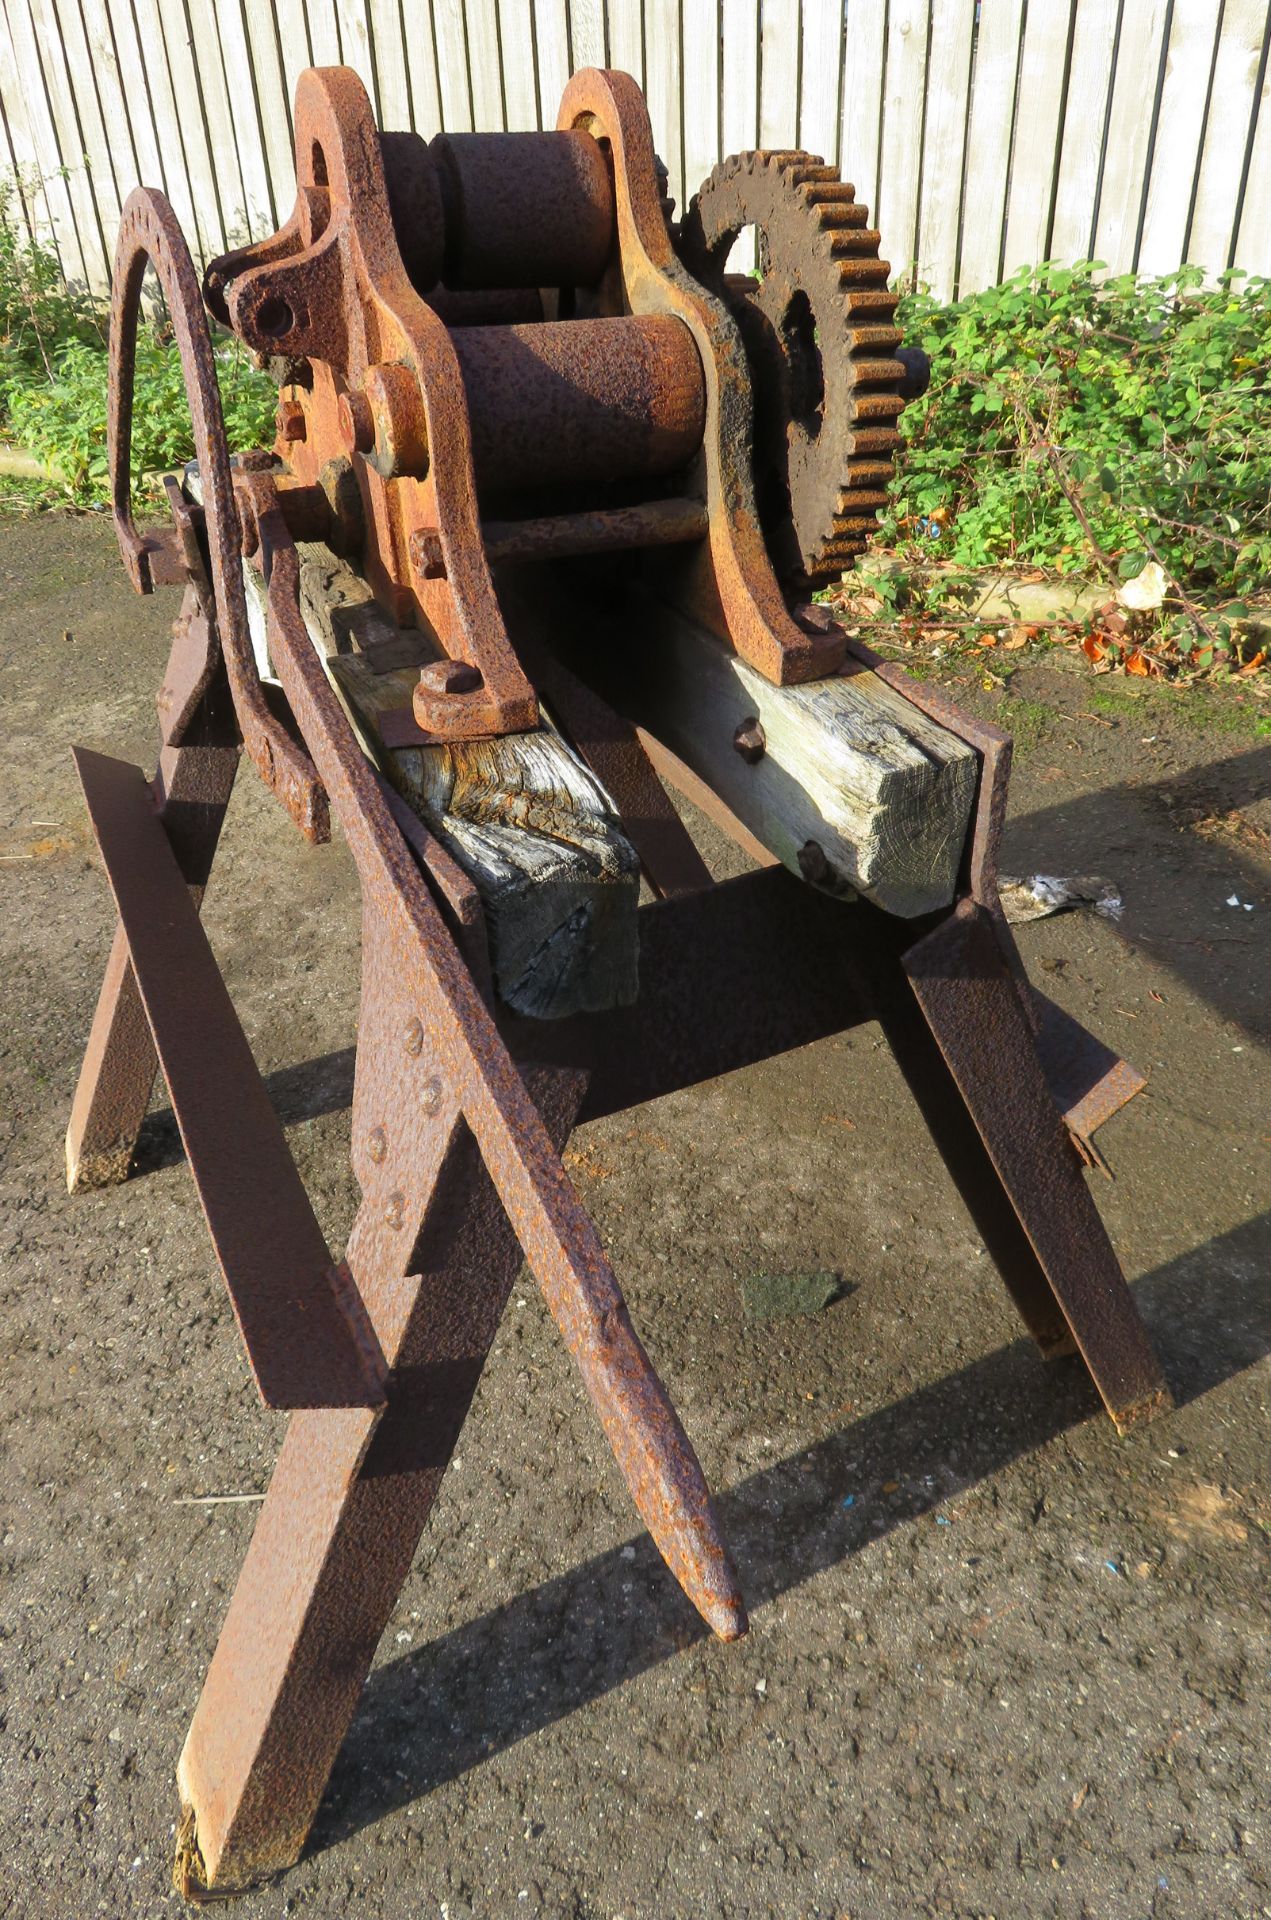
xmin=566 ymin=586 xmax=978 ymax=919
xmin=237 ymin=548 xmax=640 ymax=1020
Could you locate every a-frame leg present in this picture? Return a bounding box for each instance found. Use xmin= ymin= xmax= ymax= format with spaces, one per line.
xmin=174 ymin=1055 xmax=586 ymax=1895
xmin=886 ymin=900 xmax=1170 ymax=1430
xmin=66 ymin=636 xmax=238 ymax=1191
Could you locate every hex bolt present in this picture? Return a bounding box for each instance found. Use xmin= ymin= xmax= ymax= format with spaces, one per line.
xmin=367 ymin=1125 xmax=387 ymax=1164
xmin=383 ymin=1191 xmax=405 ymax=1231
xmin=279 ymin=398 xmax=307 ymax=443
xmin=733 ymin=717 xmax=766 ymax=763
xmin=418 ymin=659 xmax=483 ymax=696
xmin=404 ymin=1017 xmax=425 ymax=1056
xmin=420 ymin=1076 xmax=443 ymax=1116
xmin=338 ymin=388 xmax=375 ymax=457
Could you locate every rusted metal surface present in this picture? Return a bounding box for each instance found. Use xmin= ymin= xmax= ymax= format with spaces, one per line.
xmin=74 ymin=746 xmax=386 ymax=1411
xmin=68 ymin=60 xmax=1174 ymax=1897
xmin=109 ymin=187 xmax=328 ymax=840
xmin=451 ymin=315 xmax=706 ymax=494
xmin=681 ymin=150 xmax=913 ymax=585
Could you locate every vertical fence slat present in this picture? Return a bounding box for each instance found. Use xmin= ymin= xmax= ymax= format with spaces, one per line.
xmin=918 ymin=0 xmax=975 ymax=299
xmin=6 ymin=0 xmax=1271 ymax=305
xmin=878 ymin=0 xmax=929 ymax=284
xmin=840 ymin=0 xmax=886 ymax=215
xmin=335 ymin=0 xmax=381 ymax=115
xmin=234 ymin=0 xmax=296 ymax=216
xmin=570 ymin=0 xmax=606 ymax=68
xmin=1138 ymin=0 xmax=1224 ymax=276
xmin=365 ymin=0 xmax=412 ymax=129
xmin=149 ymin=0 xmax=226 ymax=262
xmin=433 ymin=0 xmax=475 ymax=128
xmin=108 ymin=0 xmax=200 ymax=260
xmin=272 ymin=0 xmax=313 ymax=122
xmin=403 ymin=3 xmax=444 ymax=133
xmin=799 ymin=0 xmax=841 ymax=164
xmin=759 ymin=0 xmax=799 ymax=148
xmin=212 ymin=0 xmax=281 ymax=235
xmin=644 ymin=0 xmax=681 ymax=209
xmin=607 ymin=0 xmax=644 ymax=88
xmin=1000 ymin=0 xmax=1071 ymax=275
xmin=1049 ymin=0 xmax=1119 ymax=267
xmin=498 ymin=0 xmax=539 ymax=126
xmin=305 ymin=0 xmax=343 ymax=68
xmin=1234 ymin=24 xmax=1271 ymax=272
xmin=52 ymin=0 xmax=125 ymax=260
xmin=1093 ymin=0 xmax=1170 ymax=274
xmin=1 ymin=0 xmax=88 ymax=280
xmin=466 ymin=0 xmax=505 ymax=125
xmin=683 ymin=0 xmax=720 ymax=205
xmin=26 ymin=0 xmax=110 ymax=282
xmin=1188 ymin=0 xmax=1268 ymax=273
xmin=0 ymin=0 xmax=59 ymax=258
xmin=536 ymin=0 xmax=571 ymax=122
xmin=957 ymin=0 xmax=1023 ymax=293
xmin=185 ymin=0 xmax=262 ymax=246
xmin=720 ymin=0 xmax=758 ymax=264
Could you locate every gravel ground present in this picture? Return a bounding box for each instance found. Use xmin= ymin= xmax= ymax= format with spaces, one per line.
xmin=1 ymin=515 xmax=1268 ymax=1920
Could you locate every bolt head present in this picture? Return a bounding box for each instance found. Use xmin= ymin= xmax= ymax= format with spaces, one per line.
xmin=384 ymin=1191 xmax=405 ymax=1231
xmin=420 ymin=1076 xmax=443 ymax=1116
xmin=338 ymin=388 xmax=375 ymax=456
xmin=733 ymin=717 xmax=766 ymax=763
xmin=279 ymin=398 xmax=307 ymax=443
xmin=404 ymin=1017 xmax=425 ymax=1057
xmin=367 ymin=1125 xmax=388 ymax=1164
xmin=418 ymin=659 xmax=482 ymax=696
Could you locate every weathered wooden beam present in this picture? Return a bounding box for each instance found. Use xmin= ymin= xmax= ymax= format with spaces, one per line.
xmin=546 ymin=580 xmax=979 ymax=919
xmin=237 ymin=548 xmax=640 ymax=1020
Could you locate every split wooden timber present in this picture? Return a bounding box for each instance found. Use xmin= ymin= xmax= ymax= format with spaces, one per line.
xmin=238 ymin=548 xmax=640 ymax=1020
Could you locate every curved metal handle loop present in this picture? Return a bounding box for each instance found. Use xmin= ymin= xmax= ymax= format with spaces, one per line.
xmin=108 ymin=187 xmax=329 ymax=843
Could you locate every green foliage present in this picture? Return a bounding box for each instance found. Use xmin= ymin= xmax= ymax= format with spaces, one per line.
xmin=0 ymin=181 xmax=275 ymax=507
xmin=886 ymin=261 xmax=1271 ymax=667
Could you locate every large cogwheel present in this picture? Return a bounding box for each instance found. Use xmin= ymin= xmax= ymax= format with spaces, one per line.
xmin=679 ymin=150 xmax=916 ymax=587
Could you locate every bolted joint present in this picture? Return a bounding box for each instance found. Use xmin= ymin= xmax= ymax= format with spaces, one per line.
xmin=339 ymin=363 xmax=429 ymax=480
xmin=408 ymin=527 xmax=447 ymax=580
xmin=418 ymin=658 xmax=483 ymax=696
xmin=338 ymin=387 xmax=375 ymax=456
xmin=732 ymin=717 xmax=766 ymax=763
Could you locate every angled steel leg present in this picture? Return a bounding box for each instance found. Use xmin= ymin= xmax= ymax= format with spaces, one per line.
xmin=176 ymin=1053 xmax=586 ymax=1894
xmin=897 ymin=901 xmax=1170 ymax=1430
xmin=66 ymin=610 xmax=239 ymax=1190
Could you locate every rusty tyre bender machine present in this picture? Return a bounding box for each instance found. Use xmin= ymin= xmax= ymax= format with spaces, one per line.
xmin=66 ymin=65 xmax=1172 ymax=1897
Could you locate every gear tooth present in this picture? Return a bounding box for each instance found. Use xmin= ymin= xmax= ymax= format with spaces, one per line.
xmin=850 ymin=357 xmax=908 ymax=386
xmin=682 ymin=147 xmax=910 ymax=580
xmin=827 ymin=229 xmax=883 ymax=257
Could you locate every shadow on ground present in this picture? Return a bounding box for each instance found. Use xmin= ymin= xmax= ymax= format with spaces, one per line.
xmin=313 ymin=1206 xmax=1271 ymax=1853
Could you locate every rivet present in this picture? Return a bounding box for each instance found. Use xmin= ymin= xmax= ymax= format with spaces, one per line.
xmin=367 ymin=1125 xmax=387 ymax=1164
xmin=404 ymin=1017 xmax=424 ymax=1056
xmin=420 ymin=1076 xmax=442 ymax=1115
xmin=384 ymin=1191 xmax=405 ymax=1231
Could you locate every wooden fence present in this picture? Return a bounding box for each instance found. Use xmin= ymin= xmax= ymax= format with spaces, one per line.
xmin=1 ymin=0 xmax=1270 ymax=302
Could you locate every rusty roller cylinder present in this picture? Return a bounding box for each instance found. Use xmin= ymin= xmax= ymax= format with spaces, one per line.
xmin=449 ymin=315 xmax=706 ymax=496
xmin=428 ymin=131 xmax=615 ymax=289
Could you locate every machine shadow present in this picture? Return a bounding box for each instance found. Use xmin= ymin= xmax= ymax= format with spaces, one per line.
xmin=129 ymin=743 xmax=1270 ymax=1172
xmin=311 ymin=1207 xmax=1271 ymax=1856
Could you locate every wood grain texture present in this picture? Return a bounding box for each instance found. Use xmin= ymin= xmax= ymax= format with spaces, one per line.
xmin=1188 ymin=0 xmax=1268 ymax=274
xmin=1001 ymin=0 xmax=1072 ymax=275
xmin=1138 ymin=0 xmax=1223 ymax=277
xmin=239 ymin=548 xmax=641 ymax=1020
xmin=572 ymin=587 xmax=978 ymax=919
xmin=1049 ymin=0 xmax=1119 ymax=268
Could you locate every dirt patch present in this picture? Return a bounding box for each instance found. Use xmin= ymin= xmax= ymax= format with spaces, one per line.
xmin=1 ymin=515 xmax=1268 ymax=1920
